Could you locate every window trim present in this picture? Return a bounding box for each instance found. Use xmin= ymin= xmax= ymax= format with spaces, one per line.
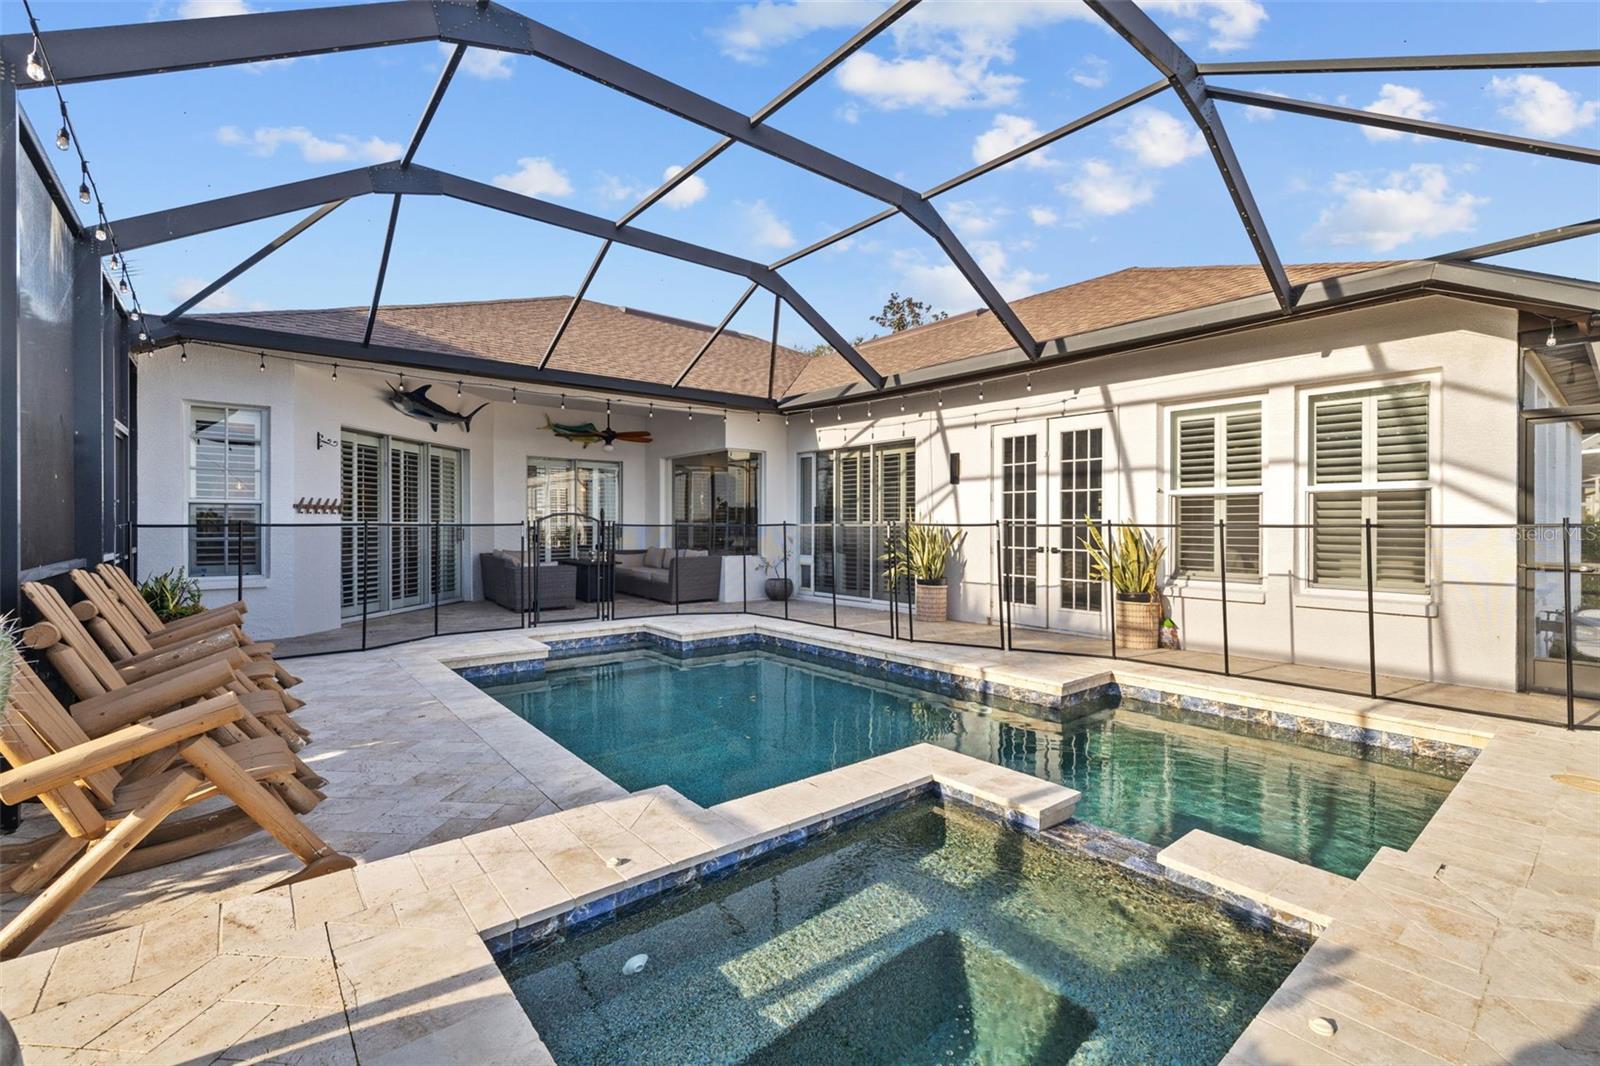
xmin=1299 ymin=375 xmax=1439 ymax=598
xmin=185 ymin=400 xmax=268 ymax=579
xmin=1165 ymin=398 xmax=1265 ymax=584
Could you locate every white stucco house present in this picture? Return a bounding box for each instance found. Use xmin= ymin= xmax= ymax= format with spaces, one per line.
xmin=135 ymin=259 xmax=1600 ymax=697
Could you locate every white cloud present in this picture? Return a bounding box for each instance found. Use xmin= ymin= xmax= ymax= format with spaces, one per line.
xmin=441 ymin=43 xmax=514 ymax=80
xmin=660 ymin=165 xmax=709 ymax=209
xmin=895 ymin=240 xmax=1045 ymax=309
xmin=1028 ymin=205 xmax=1059 ymax=226
xmin=744 ymin=200 xmax=794 ymax=249
xmin=1489 ymin=74 xmax=1599 ymax=138
xmin=491 ymin=157 xmax=573 ymax=199
xmin=972 ymin=113 xmax=1056 ymax=169
xmin=713 ymin=0 xmax=882 ymax=62
xmin=1071 ymin=55 xmax=1110 ymax=89
xmin=945 ymin=200 xmax=1004 ymax=238
xmin=836 ymin=52 xmax=1021 ymax=112
xmin=597 ymin=173 xmax=640 ymax=202
xmin=1240 ymin=88 xmax=1288 ymax=122
xmin=215 ymin=125 xmax=398 ymax=163
xmin=1143 ymin=0 xmax=1267 ymax=52
xmin=1314 ymin=164 xmax=1485 ymax=253
xmin=167 ymin=276 xmax=265 ymax=312
xmin=1061 ymin=158 xmax=1155 ymax=216
xmin=177 ymin=0 xmax=254 ymax=16
xmin=1360 ymin=84 xmax=1438 ymax=142
xmin=1115 ymin=109 xmax=1206 ymax=168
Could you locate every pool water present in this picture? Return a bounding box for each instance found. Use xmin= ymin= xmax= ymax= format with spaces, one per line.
xmin=501 ymin=803 xmax=1304 ymax=1065
xmin=480 ymin=648 xmax=1462 ymax=878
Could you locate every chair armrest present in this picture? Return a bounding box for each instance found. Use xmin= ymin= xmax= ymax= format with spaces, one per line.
xmin=0 ymin=694 xmax=243 ymax=804
xmin=118 ymin=630 xmax=239 ymax=679
xmin=148 ymin=611 xmax=244 ymax=646
xmin=72 ymin=656 xmax=237 ymax=737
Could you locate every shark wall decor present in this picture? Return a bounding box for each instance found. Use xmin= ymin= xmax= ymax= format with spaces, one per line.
xmin=544 ymin=403 xmax=652 ymax=451
xmin=385 ymin=384 xmax=489 ymax=432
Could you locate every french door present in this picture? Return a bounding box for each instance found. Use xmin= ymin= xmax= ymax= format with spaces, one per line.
xmin=1523 ymin=412 xmax=1600 ymax=696
xmin=340 ymin=431 xmax=464 ymax=617
xmin=994 ymin=414 xmax=1115 ymax=634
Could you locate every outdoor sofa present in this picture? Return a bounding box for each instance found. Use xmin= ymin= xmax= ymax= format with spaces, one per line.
xmin=478 ymin=551 xmax=578 ymax=611
xmin=614 ymin=547 xmax=721 ymax=604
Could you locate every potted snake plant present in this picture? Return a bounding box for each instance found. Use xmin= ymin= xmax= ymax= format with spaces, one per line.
xmin=1082 ymin=522 xmax=1166 ymax=650
xmin=881 ymin=523 xmax=967 ymax=622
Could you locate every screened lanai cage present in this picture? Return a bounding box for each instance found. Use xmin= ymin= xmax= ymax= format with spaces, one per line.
xmin=2 ymin=0 xmax=1597 ymax=737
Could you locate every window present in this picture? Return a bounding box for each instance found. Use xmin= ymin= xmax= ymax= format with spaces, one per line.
xmin=1169 ymin=403 xmax=1261 ymax=579
xmin=527 ymin=456 xmax=620 ymax=558
xmin=672 ymin=451 xmax=760 ymax=554
xmin=1308 ymin=383 xmax=1430 ymax=592
xmin=188 ymin=405 xmax=264 ymax=577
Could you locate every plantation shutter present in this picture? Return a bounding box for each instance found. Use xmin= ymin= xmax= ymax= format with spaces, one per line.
xmin=1225 ymin=409 xmax=1262 ymax=486
xmin=429 ymin=447 xmax=462 ymax=599
xmin=1171 ymin=404 xmax=1261 ymax=578
xmin=1176 ymin=415 xmax=1216 ymax=488
xmin=188 ymin=406 xmax=264 ymax=577
xmin=340 ymin=433 xmax=381 ymax=612
xmin=1309 ymin=384 xmax=1430 ymax=591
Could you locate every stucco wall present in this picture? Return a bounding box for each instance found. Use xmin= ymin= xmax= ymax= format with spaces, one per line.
xmin=782 ymin=295 xmax=1523 ymax=690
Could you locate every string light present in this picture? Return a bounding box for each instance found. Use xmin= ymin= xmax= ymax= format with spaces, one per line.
xmin=511 ymin=387 xmax=518 ymax=404
xmin=258 ymin=351 xmax=266 ymax=372
xmin=456 ymin=380 xmax=462 ymax=397
xmin=1025 ymin=374 xmax=1033 ymax=393
xmin=1547 ymin=319 xmax=1559 ymax=348
xmin=809 ymin=411 xmax=814 ymax=424
xmin=978 ymin=383 xmax=985 ymax=401
xmin=179 ymin=343 xmax=188 ymax=363
xmin=836 ymin=409 xmax=842 ymax=422
xmin=332 ymin=363 xmax=339 ymax=380
xmin=21 ymin=1 xmax=152 ymax=332
xmin=688 ymin=407 xmax=694 ymax=421
xmin=24 ymin=36 xmax=46 ymax=81
xmin=937 ymin=391 xmax=944 ymax=408
xmin=560 ymin=393 xmax=566 ymax=409
xmin=108 ymin=253 xmax=120 ymax=270
xmin=648 ymin=403 xmax=654 ymax=419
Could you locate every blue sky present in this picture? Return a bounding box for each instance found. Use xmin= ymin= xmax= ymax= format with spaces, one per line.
xmin=8 ymin=0 xmax=1599 ymax=350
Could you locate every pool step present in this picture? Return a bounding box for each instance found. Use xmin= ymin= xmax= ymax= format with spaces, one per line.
xmin=1157 ymin=830 xmax=1355 ymax=935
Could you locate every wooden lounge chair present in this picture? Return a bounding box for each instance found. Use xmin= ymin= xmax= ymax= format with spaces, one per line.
xmin=21 ymin=582 xmax=307 ymax=741
xmin=0 ymin=664 xmax=353 ymax=958
xmin=70 ymin=568 xmax=302 ymax=691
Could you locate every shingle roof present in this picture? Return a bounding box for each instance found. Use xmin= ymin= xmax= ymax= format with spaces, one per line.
xmin=201 ymin=263 xmax=1393 ymax=401
xmin=197 ymin=296 xmax=813 ymax=399
xmin=790 ymin=261 xmax=1393 ymax=395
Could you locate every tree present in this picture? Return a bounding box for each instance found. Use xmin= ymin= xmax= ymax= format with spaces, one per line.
xmin=870 ymin=292 xmax=948 ymax=333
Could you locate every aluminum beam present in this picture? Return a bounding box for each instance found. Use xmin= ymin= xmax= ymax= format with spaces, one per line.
xmin=404 ymin=43 xmax=465 ymax=167
xmin=361 ymin=194 xmax=403 ymax=346
xmin=1436 ymin=219 xmax=1600 ymax=262
xmin=617 ymin=0 xmax=919 ymax=228
xmin=1084 ymin=0 xmax=1294 ymax=314
xmin=440 ymin=3 xmax=1037 ymax=358
xmin=1 ymin=1 xmax=440 ymax=87
xmin=1209 ymin=86 xmax=1600 ymax=165
xmin=673 ymin=282 xmax=758 ymax=389
xmin=147 ymin=314 xmax=779 ymax=411
xmin=539 ymin=239 xmax=610 ymax=370
xmin=168 ymin=200 xmax=345 ymax=318
xmin=767 ymin=294 xmax=781 ymax=401
xmin=1199 ymin=50 xmax=1600 ymax=75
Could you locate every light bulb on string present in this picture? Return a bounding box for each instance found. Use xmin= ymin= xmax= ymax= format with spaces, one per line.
xmin=688 ymin=408 xmax=694 ymax=421
xmin=179 ymin=343 xmax=188 ymax=363
xmin=937 ymin=391 xmax=944 ymax=408
xmin=25 ymin=37 xmax=46 ymax=82
xmin=1025 ymin=374 xmax=1033 ymax=393
xmin=835 ymin=409 xmax=842 ymax=422
xmin=559 ymin=394 xmax=566 ymax=409
xmin=456 ymin=380 xmax=462 ymax=397
xmin=55 ymin=125 xmax=69 ymax=151
xmin=332 ymin=363 xmax=339 ymax=381
xmin=1547 ymin=320 xmax=1559 ymax=348
xmin=258 ymin=351 xmax=266 ymax=372
xmin=978 ymin=383 xmax=985 ymax=402
xmin=94 ymin=223 xmax=107 ymax=242
xmin=109 ymin=254 xmax=120 ymax=270
xmin=118 ymin=278 xmax=128 ymax=295
xmin=511 ymin=387 xmax=518 ymax=404
xmin=648 ymin=403 xmax=654 ymax=419
xmin=808 ymin=411 xmax=814 ymax=425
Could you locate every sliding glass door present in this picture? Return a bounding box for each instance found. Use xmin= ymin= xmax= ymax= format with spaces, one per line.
xmin=798 ymin=440 xmax=915 ymax=601
xmin=339 ymin=431 xmax=464 ymax=617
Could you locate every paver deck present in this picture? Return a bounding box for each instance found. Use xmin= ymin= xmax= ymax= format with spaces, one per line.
xmin=2 ymin=615 xmax=1596 ymax=1065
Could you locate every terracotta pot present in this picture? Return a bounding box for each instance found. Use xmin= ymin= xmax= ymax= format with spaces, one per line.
xmin=915 ymin=582 xmax=949 ymax=623
xmin=1114 ymin=595 xmax=1162 ymax=650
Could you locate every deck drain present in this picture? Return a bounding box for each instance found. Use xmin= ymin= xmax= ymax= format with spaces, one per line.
xmin=1552 ymin=773 xmax=1600 ymax=794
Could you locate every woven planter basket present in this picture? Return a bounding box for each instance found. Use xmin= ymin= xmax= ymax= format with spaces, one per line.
xmin=1114 ymin=595 xmax=1162 ymax=651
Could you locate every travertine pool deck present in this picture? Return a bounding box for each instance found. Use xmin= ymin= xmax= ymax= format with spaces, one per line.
xmin=2 ymin=616 xmax=1596 ymax=1065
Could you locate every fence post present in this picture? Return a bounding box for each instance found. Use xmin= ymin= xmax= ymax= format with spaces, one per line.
xmin=1106 ymin=521 xmax=1117 ymax=660
xmin=888 ymin=524 xmax=899 ymax=641
xmin=1564 ymin=517 xmax=1576 ymax=730
xmin=1218 ymin=518 xmax=1230 ymax=676
xmin=232 ymin=519 xmax=243 ymax=605
xmin=1365 ymin=517 xmax=1378 ymax=698
xmin=781 ymin=521 xmax=790 ymax=622
xmin=532 ymin=522 xmax=542 ymax=627
xmin=906 ymin=526 xmax=916 ymax=644
xmin=831 ymin=522 xmax=840 ymax=630
xmin=360 ymin=520 xmax=371 ymax=651
xmin=520 ymin=530 xmax=528 ymax=629
xmin=995 ymin=520 xmax=1007 ymax=651
xmin=432 ymin=520 xmax=440 ymax=637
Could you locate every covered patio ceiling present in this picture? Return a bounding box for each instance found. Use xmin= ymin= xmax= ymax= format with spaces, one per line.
xmin=3 ymin=0 xmax=1597 ymax=412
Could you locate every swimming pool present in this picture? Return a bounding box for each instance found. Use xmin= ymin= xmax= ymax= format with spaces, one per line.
xmin=478 ymin=647 xmax=1462 ymax=878
xmin=501 ymin=802 xmax=1303 ymax=1065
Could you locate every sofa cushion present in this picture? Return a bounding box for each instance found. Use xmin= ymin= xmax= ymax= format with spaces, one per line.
xmin=641 ymin=546 xmax=663 ymax=568
xmin=636 ymin=567 xmax=671 ymax=582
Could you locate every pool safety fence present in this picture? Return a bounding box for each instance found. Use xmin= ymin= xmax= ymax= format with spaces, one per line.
xmin=108 ymin=518 xmax=1597 ymax=730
